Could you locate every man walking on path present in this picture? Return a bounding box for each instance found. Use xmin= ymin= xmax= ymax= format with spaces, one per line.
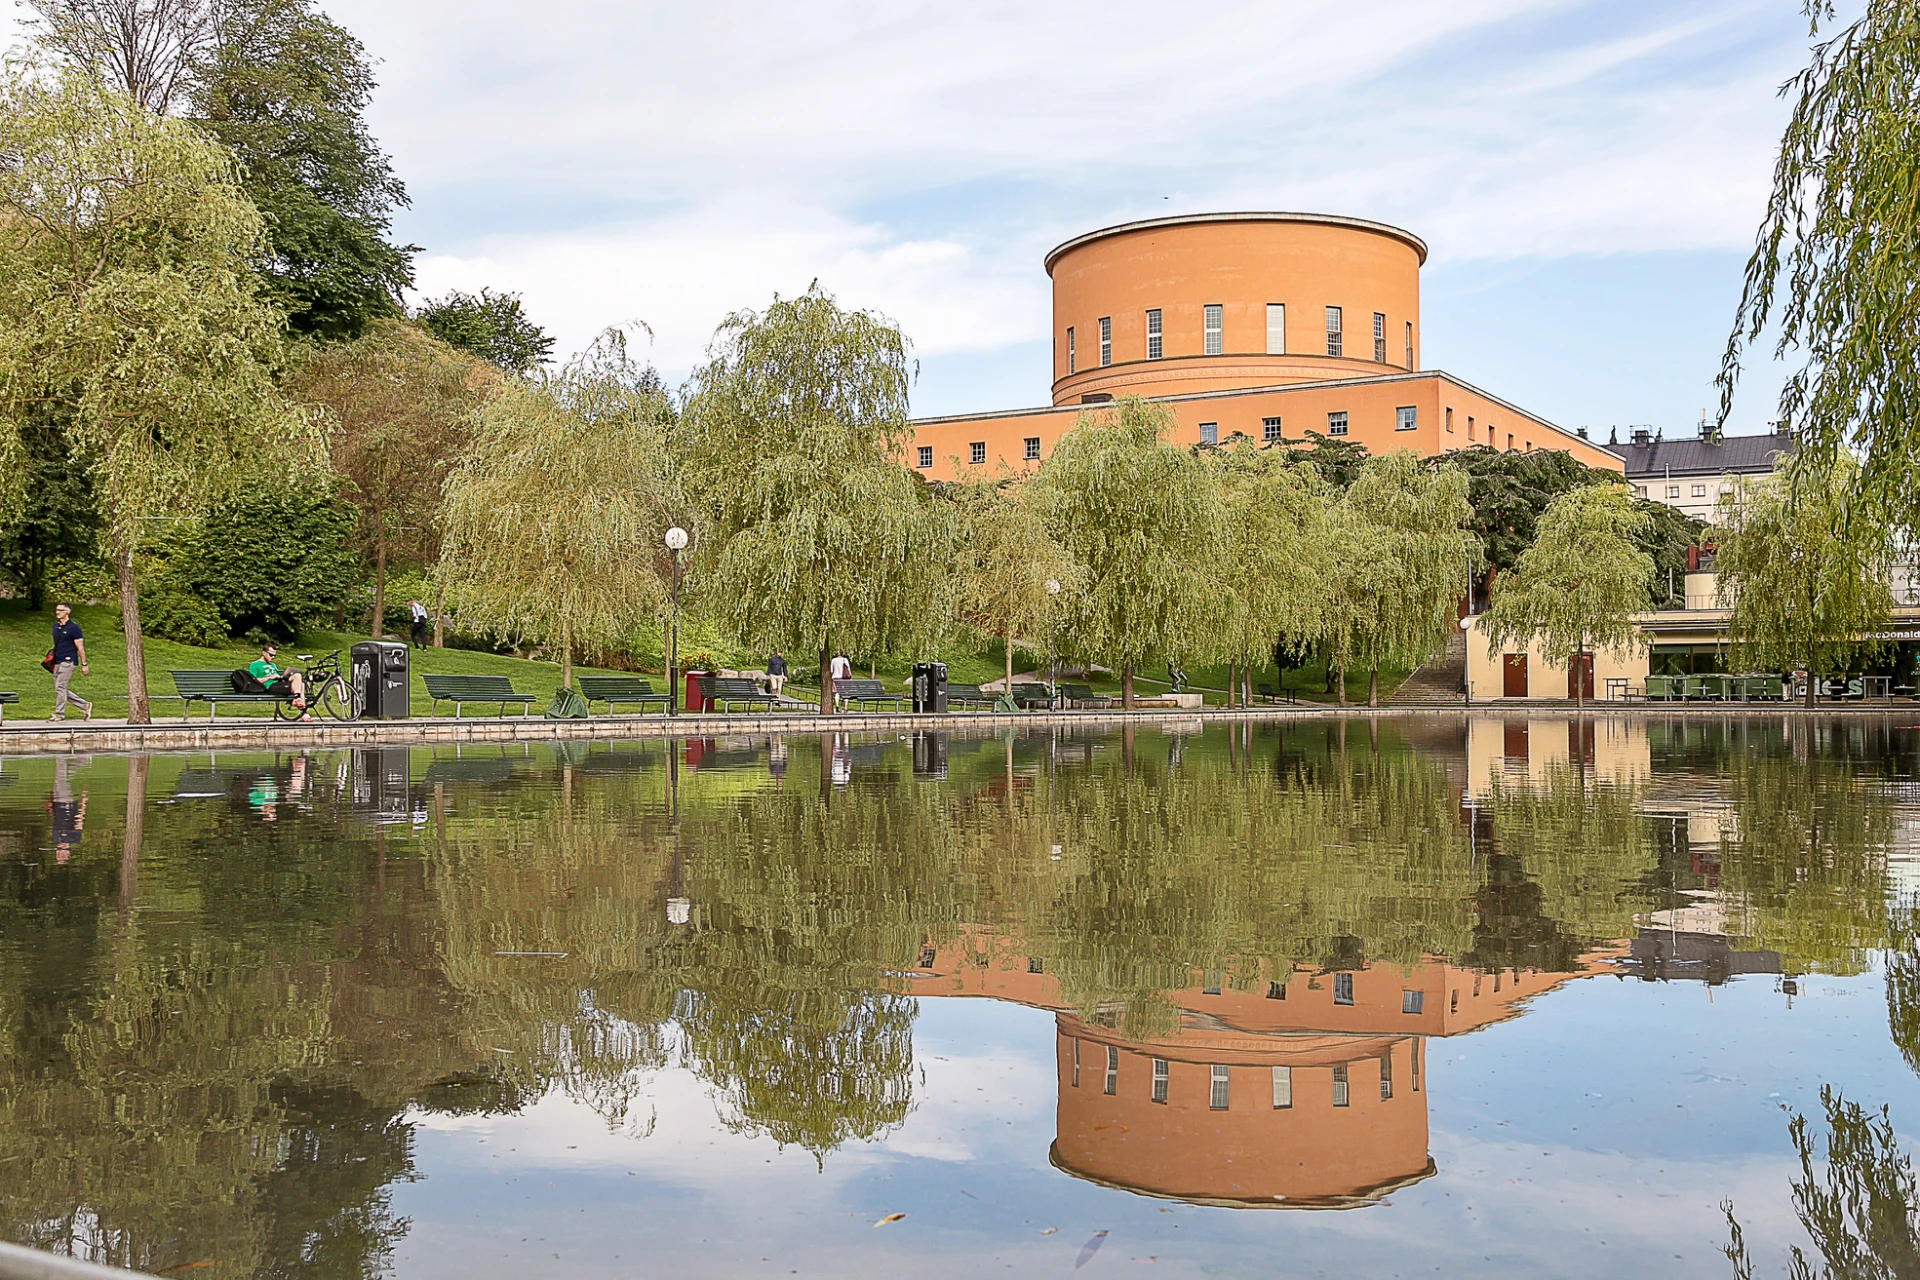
xmin=767 ymin=650 xmax=788 ymax=697
xmin=49 ymin=603 xmax=91 ymax=721
xmin=409 ymin=600 xmax=428 ymax=649
xmin=828 ymin=651 xmax=853 ymax=711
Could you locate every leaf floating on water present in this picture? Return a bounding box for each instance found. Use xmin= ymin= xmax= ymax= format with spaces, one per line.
xmin=1040 ymin=1227 xmax=1058 ymax=1235
xmin=873 ymin=1213 xmax=907 ymax=1228
xmin=1075 ymin=1230 xmax=1108 ymax=1268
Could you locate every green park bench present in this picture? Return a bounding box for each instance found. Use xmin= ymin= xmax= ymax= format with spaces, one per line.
xmin=945 ymin=683 xmax=994 ymax=709
xmin=422 ymin=673 xmax=534 ymax=717
xmin=170 ymin=669 xmax=290 ymax=720
xmin=1060 ymin=682 xmax=1114 ymax=710
xmin=1009 ymin=682 xmax=1054 ymax=709
xmin=576 ymin=675 xmax=670 ymax=715
xmin=1256 ymin=683 xmax=1297 ymax=704
xmin=835 ymin=678 xmax=910 ymax=711
xmin=699 ymin=675 xmax=777 ymax=713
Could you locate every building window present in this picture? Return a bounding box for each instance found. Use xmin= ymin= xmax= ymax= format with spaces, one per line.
xmin=1373 ymin=312 xmax=1387 ymax=363
xmin=1203 ymin=303 xmax=1223 ymax=356
xmin=1199 ymin=422 xmax=1218 ymax=446
xmin=1380 ymin=1054 xmax=1393 ymax=1100
xmin=1332 ymin=1064 xmax=1349 ymax=1107
xmin=1104 ymin=1045 xmax=1118 ymax=1095
xmin=1402 ymin=989 xmax=1423 ymax=1014
xmin=1271 ymin=1066 xmax=1292 ymax=1109
xmin=1333 ymin=972 xmax=1354 ymax=1005
xmin=919 ymin=946 xmax=936 ymax=969
xmin=1267 ymin=979 xmax=1287 ymax=999
xmin=1396 ymin=406 xmax=1416 ymax=432
xmin=1024 ymin=437 xmax=1041 ymax=461
xmin=1450 ymin=990 xmax=1458 ymax=1013
xmin=916 ymin=446 xmax=932 ymax=469
xmin=1445 ymin=407 xmax=1454 ymax=433
xmin=1152 ymin=1058 xmax=1169 ymax=1104
xmin=1209 ymin=1064 xmax=1230 ymax=1111
xmin=1526 ymin=440 xmax=1533 ymax=451
xmin=1099 ymin=317 xmax=1111 ymax=367
xmin=1145 ymin=309 xmax=1163 ymax=360
xmin=1412 ymin=1039 xmax=1422 ymax=1092
xmin=969 ymin=441 xmax=986 ymax=465
xmin=1327 ymin=412 xmax=1348 ymax=437
xmin=1467 ymin=415 xmax=1475 ymax=440
xmin=1507 ymin=433 xmax=1515 ymax=451
xmin=1266 ymin=303 xmax=1285 ymax=354
xmin=1027 ymin=956 xmax=1044 ymax=973
xmin=1692 ymin=484 xmax=1708 ymax=498
xmin=1066 ymin=326 xmax=1075 ymax=375
xmin=1667 ymin=484 xmax=1681 ymax=499
xmin=1262 ymin=416 xmax=1282 ymax=443
xmin=1636 ymin=485 xmax=1648 ymax=498
xmin=1405 ymin=320 xmax=1414 ymax=369
xmin=1071 ymin=1039 xmax=1080 ymax=1088
xmin=1325 ymin=306 xmax=1343 ymax=357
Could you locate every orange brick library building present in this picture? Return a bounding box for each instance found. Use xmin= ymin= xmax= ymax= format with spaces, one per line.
xmin=906 ymin=211 xmax=1624 ymax=475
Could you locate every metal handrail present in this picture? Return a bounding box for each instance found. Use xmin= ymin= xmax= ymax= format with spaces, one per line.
xmin=0 ymin=1242 xmax=156 ymax=1280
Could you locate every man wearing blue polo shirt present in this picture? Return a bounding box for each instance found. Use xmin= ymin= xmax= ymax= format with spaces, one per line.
xmin=49 ymin=603 xmax=91 ymax=721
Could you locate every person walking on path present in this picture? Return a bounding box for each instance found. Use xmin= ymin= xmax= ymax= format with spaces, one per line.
xmin=48 ymin=603 xmax=91 ymax=721
xmin=767 ymin=650 xmax=788 ymax=697
xmin=828 ymin=651 xmax=853 ymax=711
xmin=409 ymin=600 xmax=428 ymax=649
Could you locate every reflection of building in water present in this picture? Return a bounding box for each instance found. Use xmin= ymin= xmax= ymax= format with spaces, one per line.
xmin=1464 ymin=715 xmax=1651 ymax=798
xmin=912 ymin=934 xmax=1613 ymax=1208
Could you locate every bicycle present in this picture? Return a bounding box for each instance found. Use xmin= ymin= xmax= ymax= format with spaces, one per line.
xmin=271 ymin=650 xmax=360 ymax=722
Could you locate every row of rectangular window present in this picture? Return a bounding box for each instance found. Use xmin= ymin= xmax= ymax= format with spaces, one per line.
xmin=919 ymin=438 xmax=1044 ymax=469
xmin=1065 ymin=303 xmax=1412 ymax=371
xmin=926 ymin=408 xmax=1424 ymax=470
xmin=1075 ymin=1051 xmax=1419 ymax=1110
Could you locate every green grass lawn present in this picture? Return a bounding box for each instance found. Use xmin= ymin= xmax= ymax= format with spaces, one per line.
xmin=0 ymin=603 xmax=629 ymax=720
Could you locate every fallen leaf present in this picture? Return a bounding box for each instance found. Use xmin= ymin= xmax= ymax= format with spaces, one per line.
xmin=1040 ymin=1227 xmax=1058 ymax=1236
xmin=873 ymin=1213 xmax=907 ymax=1228
xmin=1076 ymin=1230 xmax=1109 ymax=1268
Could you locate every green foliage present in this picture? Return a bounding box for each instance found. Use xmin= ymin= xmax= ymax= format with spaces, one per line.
xmin=947 ymin=474 xmax=1081 ymax=685
xmin=1321 ymin=452 xmax=1475 ymax=701
xmin=1714 ymin=454 xmax=1893 ymax=698
xmin=1724 ymin=1088 xmax=1920 ymax=1280
xmin=0 ymin=402 xmax=104 ymax=610
xmin=1031 ymin=398 xmax=1227 ymax=700
xmin=1479 ymin=484 xmax=1652 ymax=702
xmin=191 ymin=488 xmax=359 ymax=641
xmin=136 ymin=561 xmax=229 ymax=647
xmin=1634 ymin=497 xmax=1706 ymax=609
xmin=1275 ymin=430 xmax=1372 ymax=489
xmin=1437 ymin=444 xmax=1622 ymax=572
xmin=1718 ymin=1 xmax=1920 ymax=533
xmin=439 ymin=329 xmax=676 ymax=686
xmin=681 ymin=286 xmax=956 ymax=708
xmin=1208 ymin=442 xmax=1331 ymax=675
xmin=414 ymin=289 xmax=557 ymax=375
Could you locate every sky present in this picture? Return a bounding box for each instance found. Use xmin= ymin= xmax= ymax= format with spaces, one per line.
xmin=15 ymin=0 xmax=1834 ymax=436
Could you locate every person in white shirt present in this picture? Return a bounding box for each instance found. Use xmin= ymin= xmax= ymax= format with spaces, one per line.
xmin=409 ymin=599 xmax=428 ymax=649
xmin=828 ymin=652 xmax=853 ymax=709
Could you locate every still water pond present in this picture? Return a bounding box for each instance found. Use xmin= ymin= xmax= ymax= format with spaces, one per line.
xmin=4 ymin=717 xmax=1920 ymax=1278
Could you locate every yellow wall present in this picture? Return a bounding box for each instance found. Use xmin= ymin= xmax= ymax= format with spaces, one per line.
xmin=1464 ymin=716 xmax=1652 ymax=797
xmin=1463 ymin=616 xmax=1646 ymax=701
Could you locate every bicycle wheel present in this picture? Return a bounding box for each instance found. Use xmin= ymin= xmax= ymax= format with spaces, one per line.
xmin=316 ymin=676 xmax=359 ymax=721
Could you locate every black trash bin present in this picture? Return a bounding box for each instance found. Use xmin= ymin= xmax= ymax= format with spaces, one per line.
xmin=911 ymin=661 xmax=948 ymax=714
xmin=351 ymin=640 xmax=410 ymax=719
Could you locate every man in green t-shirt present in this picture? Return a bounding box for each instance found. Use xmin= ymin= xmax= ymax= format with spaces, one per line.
xmin=249 ymin=644 xmax=309 ymax=717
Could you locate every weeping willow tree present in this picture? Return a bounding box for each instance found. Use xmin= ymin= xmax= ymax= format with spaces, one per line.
xmin=1718 ymin=1 xmax=1920 ymax=530
xmin=1479 ymin=483 xmax=1650 ymax=709
xmin=949 ymin=474 xmax=1082 ymax=690
xmin=0 ymin=68 xmax=317 ymax=722
xmin=1031 ymin=398 xmax=1227 ymax=707
xmin=1322 ymin=453 xmax=1474 ymax=706
xmin=1714 ymin=454 xmax=1894 ymax=706
xmin=438 ymin=330 xmax=675 ymax=687
xmin=680 ymin=285 xmax=956 ymax=713
xmin=1208 ymin=442 xmax=1332 ymax=706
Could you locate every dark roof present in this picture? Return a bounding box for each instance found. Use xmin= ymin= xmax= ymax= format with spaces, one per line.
xmin=1602 ymin=431 xmax=1794 ymax=480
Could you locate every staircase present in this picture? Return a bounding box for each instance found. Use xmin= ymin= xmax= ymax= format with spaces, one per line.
xmin=1387 ymin=629 xmax=1468 ymax=706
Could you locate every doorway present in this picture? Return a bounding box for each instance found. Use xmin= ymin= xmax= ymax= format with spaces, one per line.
xmin=1502 ymin=654 xmax=1528 ymax=698
xmin=1567 ymin=652 xmax=1594 ymax=701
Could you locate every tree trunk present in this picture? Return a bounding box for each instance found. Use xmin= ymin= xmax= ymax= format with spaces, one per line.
xmin=1575 ymin=640 xmax=1585 ymax=710
xmin=1806 ymin=657 xmax=1817 ymax=708
xmin=1122 ymin=659 xmax=1135 ymax=710
xmin=820 ymin=641 xmax=834 ymax=716
xmin=119 ymin=755 xmax=146 ymax=915
xmin=371 ymin=526 xmax=389 ymax=639
xmin=113 ymin=538 xmax=150 ymax=725
xmin=1368 ymin=665 xmax=1379 ymax=708
xmin=1005 ymin=629 xmax=1014 ymax=694
xmin=1336 ymin=660 xmax=1347 ymax=706
xmin=431 ymin=572 xmax=447 ymax=648
xmin=560 ymin=616 xmax=573 ymax=689
xmin=1227 ymin=659 xmax=1238 ymax=709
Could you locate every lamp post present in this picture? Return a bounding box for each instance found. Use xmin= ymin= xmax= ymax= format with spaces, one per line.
xmin=665 ymin=526 xmax=688 ymax=715
xmin=1462 ymin=534 xmax=1476 ymax=706
xmin=1045 ymin=578 xmax=1061 ymax=710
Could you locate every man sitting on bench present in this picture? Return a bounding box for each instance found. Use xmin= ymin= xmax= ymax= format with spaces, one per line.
xmin=248 ymin=644 xmax=309 ymax=719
